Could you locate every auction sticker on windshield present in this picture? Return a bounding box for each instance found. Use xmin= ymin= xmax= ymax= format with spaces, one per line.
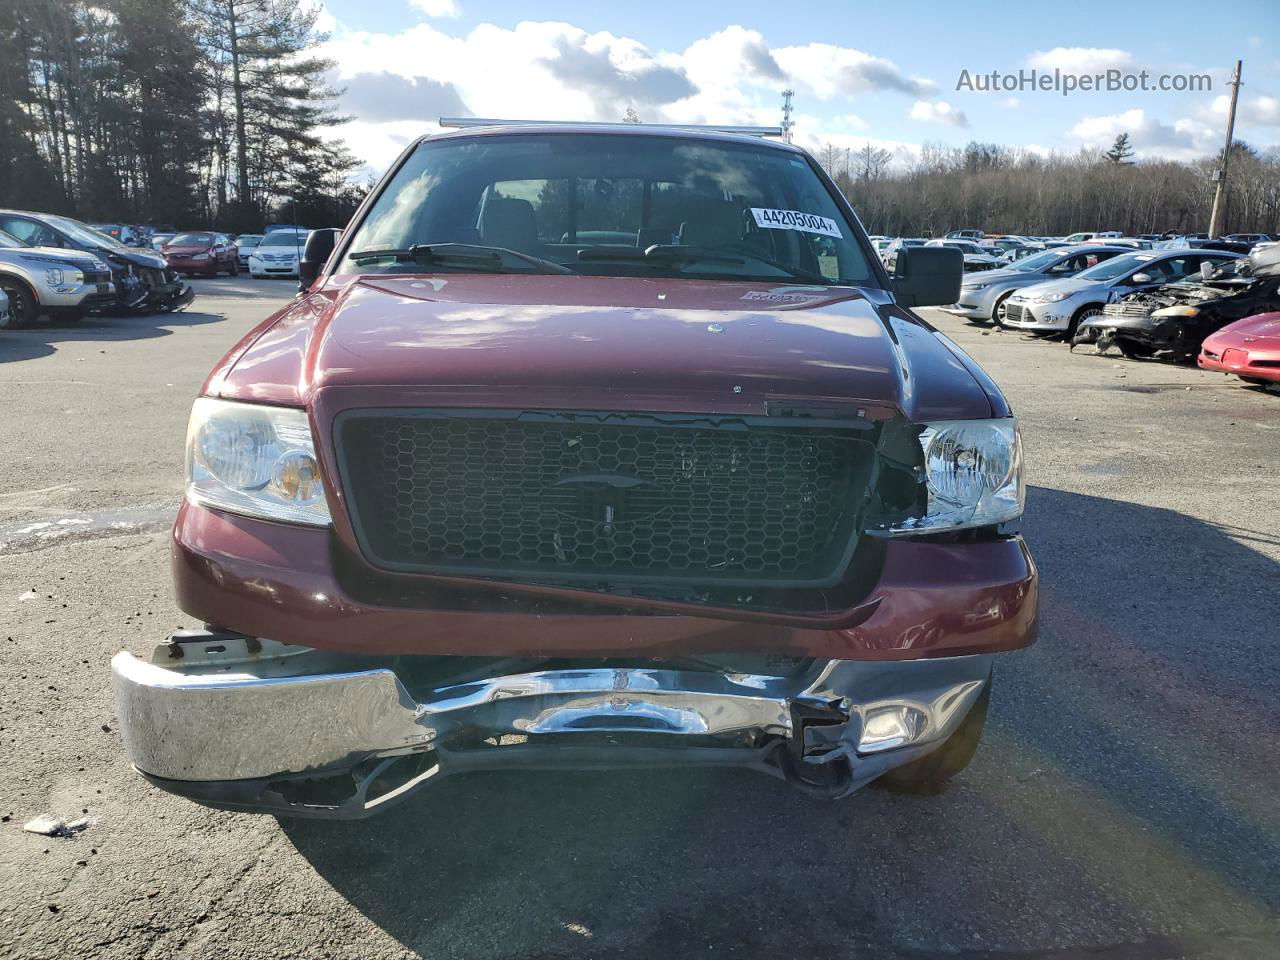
xmin=750 ymin=208 xmax=843 ymax=238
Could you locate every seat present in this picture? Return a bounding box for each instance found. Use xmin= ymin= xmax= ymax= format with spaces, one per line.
xmin=678 ymin=201 xmax=742 ymax=249
xmin=479 ymin=197 xmax=540 ymax=252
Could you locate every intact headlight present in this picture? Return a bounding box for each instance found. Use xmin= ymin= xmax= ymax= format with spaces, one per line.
xmin=886 ymin=419 xmax=1024 ymax=535
xmin=185 ymin=398 xmax=330 ymax=526
xmin=1151 ymin=305 xmax=1200 ymax=318
xmin=45 ymin=268 xmax=65 ymax=285
xmin=1034 ymin=291 xmax=1071 ymax=303
xmin=963 ymin=281 xmax=990 ymax=291
xmin=191 ymin=252 xmax=209 ymax=261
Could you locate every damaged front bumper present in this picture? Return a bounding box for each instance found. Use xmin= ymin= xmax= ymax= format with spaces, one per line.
xmin=112 ymin=269 xmax=195 ymax=313
xmin=112 ymin=633 xmax=992 ymax=818
xmin=1073 ymin=314 xmax=1173 ymax=355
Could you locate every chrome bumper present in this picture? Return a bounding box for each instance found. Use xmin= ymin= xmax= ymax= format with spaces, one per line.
xmin=112 ymin=634 xmax=992 ymax=818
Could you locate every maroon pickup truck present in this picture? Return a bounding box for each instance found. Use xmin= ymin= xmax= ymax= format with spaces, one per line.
xmin=112 ymin=123 xmax=1037 ymax=818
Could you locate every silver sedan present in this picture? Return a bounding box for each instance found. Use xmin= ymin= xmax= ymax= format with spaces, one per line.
xmin=942 ymin=245 xmax=1129 ymax=323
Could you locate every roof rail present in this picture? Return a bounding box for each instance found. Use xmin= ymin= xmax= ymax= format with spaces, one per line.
xmin=438 ymin=117 xmax=785 ymax=138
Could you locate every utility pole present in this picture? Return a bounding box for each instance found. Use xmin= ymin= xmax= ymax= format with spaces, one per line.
xmin=1208 ymin=60 xmax=1242 ymax=238
xmin=781 ymin=89 xmax=794 ymax=144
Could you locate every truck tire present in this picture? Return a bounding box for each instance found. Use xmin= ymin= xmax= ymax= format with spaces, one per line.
xmin=874 ymin=678 xmax=991 ymax=793
xmin=0 ymin=276 xmax=39 ymax=329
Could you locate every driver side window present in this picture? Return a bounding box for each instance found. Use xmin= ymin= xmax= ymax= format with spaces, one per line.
xmin=0 ymin=217 xmax=56 ymax=246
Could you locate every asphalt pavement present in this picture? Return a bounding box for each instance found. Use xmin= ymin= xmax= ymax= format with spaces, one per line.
xmin=1 ymin=279 xmax=1277 ymax=959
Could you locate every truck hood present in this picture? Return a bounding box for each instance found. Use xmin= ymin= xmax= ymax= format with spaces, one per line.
xmin=213 ymin=274 xmax=998 ymax=420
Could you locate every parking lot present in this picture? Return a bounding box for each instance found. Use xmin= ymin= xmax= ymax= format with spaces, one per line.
xmin=1 ymin=280 xmax=1278 ymax=959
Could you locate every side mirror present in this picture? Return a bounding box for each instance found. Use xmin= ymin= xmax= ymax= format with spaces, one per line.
xmin=1130 ymin=272 xmax=1152 ymax=284
xmin=298 ymin=228 xmax=340 ymax=292
xmin=892 ymin=245 xmax=963 ymax=307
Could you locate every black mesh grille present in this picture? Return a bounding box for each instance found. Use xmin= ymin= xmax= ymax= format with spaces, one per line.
xmin=337 ymin=412 xmax=871 ymax=587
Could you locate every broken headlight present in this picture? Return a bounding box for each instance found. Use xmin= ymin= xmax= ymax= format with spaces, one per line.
xmin=185 ymin=397 xmax=330 ymax=526
xmin=887 ymin=418 xmax=1024 ymax=535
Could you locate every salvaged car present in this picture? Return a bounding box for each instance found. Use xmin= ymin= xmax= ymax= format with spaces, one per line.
xmin=943 ymin=245 xmax=1128 ymax=324
xmin=161 ymin=231 xmax=239 ymax=277
xmin=0 ymin=210 xmax=193 ymax=313
xmin=926 ymin=238 xmax=1007 ymax=272
xmin=235 ymin=233 xmax=264 ymax=268
xmin=1002 ymin=248 xmax=1242 ymax=338
xmin=247 ymin=229 xmax=307 ymax=278
xmin=0 ymin=228 xmax=115 ymax=328
xmin=111 ymin=122 xmax=1037 ymax=819
xmin=1076 ymin=247 xmax=1280 ymax=360
xmin=1199 ymin=311 xmax=1280 ymax=387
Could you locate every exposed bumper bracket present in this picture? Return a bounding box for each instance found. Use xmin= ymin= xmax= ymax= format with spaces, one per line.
xmin=113 ymin=632 xmax=992 ymax=818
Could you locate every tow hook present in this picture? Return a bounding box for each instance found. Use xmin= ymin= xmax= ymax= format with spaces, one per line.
xmin=780 ymin=700 xmax=856 ymax=798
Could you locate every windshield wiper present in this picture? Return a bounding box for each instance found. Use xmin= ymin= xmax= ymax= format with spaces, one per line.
xmin=578 ymin=244 xmax=744 ymax=267
xmin=577 ymin=244 xmax=829 ymax=284
xmin=347 ymin=242 xmax=571 ymax=274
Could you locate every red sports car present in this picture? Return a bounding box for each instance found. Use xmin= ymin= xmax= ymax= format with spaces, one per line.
xmin=1198 ymin=310 xmax=1280 ymax=387
xmin=161 ymin=231 xmax=239 ymax=277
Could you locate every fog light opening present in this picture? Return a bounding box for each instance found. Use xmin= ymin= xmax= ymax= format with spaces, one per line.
xmin=859 ymin=704 xmax=929 ymax=753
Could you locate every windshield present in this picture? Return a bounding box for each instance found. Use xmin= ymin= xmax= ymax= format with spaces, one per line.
xmin=170 ymin=233 xmax=214 ymax=245
xmin=1013 ymin=250 xmax=1067 ymax=272
xmin=259 ymin=233 xmax=305 ymax=250
xmin=238 ymin=235 xmax=262 ymax=248
xmin=340 ymin=133 xmax=876 ymax=286
xmin=1073 ymin=252 xmax=1151 ymax=282
xmin=47 ymin=215 xmax=132 ymax=252
xmin=0 ymin=230 xmax=28 ymax=249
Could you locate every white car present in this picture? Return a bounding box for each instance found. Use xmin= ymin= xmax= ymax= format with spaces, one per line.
xmin=1002 ymin=249 xmax=1243 ymax=337
xmin=247 ymin=232 xmax=308 ymax=278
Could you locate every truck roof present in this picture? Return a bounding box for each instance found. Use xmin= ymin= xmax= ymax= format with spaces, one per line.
xmin=417 ymin=121 xmax=805 ymax=154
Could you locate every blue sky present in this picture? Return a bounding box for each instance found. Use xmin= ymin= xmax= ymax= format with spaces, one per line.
xmin=317 ymin=0 xmax=1280 ymax=173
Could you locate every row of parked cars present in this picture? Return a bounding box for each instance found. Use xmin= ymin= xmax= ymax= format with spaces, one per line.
xmin=874 ymin=229 xmax=1277 ymax=278
xmin=0 ymin=213 xmax=315 ymax=329
xmin=933 ymin=238 xmax=1280 ymax=390
xmin=147 ymin=228 xmax=309 ymax=280
xmin=89 ymin=221 xmax=314 ymax=280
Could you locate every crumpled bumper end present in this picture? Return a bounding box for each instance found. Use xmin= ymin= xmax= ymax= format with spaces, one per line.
xmin=112 ymin=633 xmax=994 ymax=819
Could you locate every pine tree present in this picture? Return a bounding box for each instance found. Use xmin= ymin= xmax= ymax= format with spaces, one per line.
xmin=193 ymin=0 xmax=345 ymax=227
xmin=1105 ymin=133 xmax=1135 ymax=164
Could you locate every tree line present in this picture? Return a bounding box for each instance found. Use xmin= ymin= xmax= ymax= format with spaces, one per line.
xmin=821 ymin=138 xmax=1280 ymax=238
xmin=0 ymin=0 xmax=363 ymax=232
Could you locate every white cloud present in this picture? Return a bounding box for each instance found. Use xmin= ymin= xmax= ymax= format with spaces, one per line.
xmin=1069 ymin=107 xmax=1216 ymax=160
xmin=909 ymin=99 xmax=969 ymax=128
xmin=773 ymin=42 xmax=934 ymax=100
xmin=831 ymin=113 xmax=868 ymax=130
xmin=409 ymin=0 xmax=460 ymax=16
xmin=1202 ymin=93 xmax=1280 ymax=127
xmin=318 ymin=18 xmax=943 ymax=171
xmin=1027 ymin=47 xmax=1134 ymax=73
xmin=1001 ymin=97 xmax=1020 ymax=109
